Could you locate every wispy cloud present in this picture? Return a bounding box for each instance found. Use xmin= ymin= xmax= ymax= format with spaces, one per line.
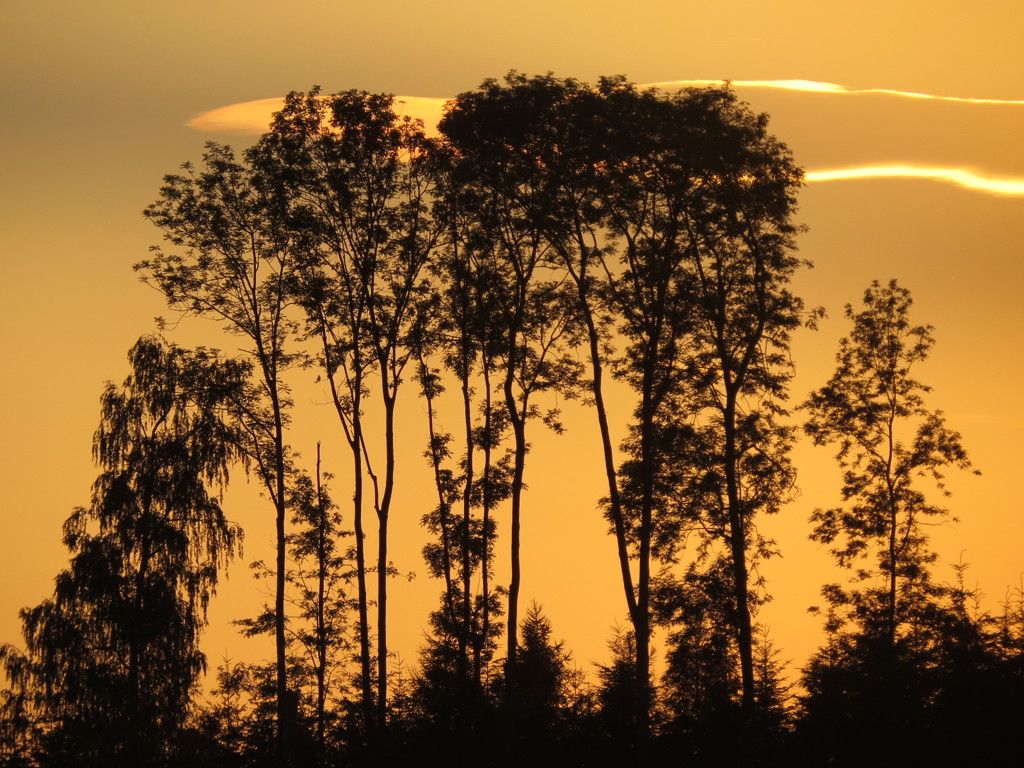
xmin=187 ymin=98 xmax=285 ymax=134
xmin=187 ymin=96 xmax=447 ymax=135
xmin=650 ymin=79 xmax=1024 ymax=106
xmin=806 ymin=166 xmax=1024 ymax=196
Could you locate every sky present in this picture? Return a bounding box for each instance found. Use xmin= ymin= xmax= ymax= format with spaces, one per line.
xmin=2 ymin=0 xmax=1022 ymax=688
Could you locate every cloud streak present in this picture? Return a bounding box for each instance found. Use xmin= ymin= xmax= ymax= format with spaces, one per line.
xmin=187 ymin=98 xmax=286 ymax=134
xmin=187 ymin=96 xmax=447 ymax=135
xmin=650 ymin=79 xmax=1024 ymax=105
xmin=806 ymin=166 xmax=1024 ymax=196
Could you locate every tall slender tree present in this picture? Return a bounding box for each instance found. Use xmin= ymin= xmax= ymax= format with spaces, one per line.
xmin=234 ymin=444 xmax=355 ymax=766
xmin=439 ymin=80 xmax=583 ymax=678
xmin=579 ymin=82 xmax=806 ymax=720
xmin=254 ymin=87 xmax=441 ymax=727
xmin=139 ymin=145 xmax=300 ymax=762
xmin=803 ymin=279 xmax=975 ymax=650
xmin=415 ymin=146 xmax=513 ymax=688
xmin=667 ymin=85 xmax=807 ymax=713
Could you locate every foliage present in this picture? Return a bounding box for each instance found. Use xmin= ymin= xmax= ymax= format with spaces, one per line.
xmin=798 ymin=567 xmax=1023 ymax=765
xmin=796 ymin=281 xmax=1002 ymax=763
xmin=0 ymin=336 xmax=243 ymax=766
xmin=139 ymin=135 xmax=302 ymax=761
xmin=803 ymin=279 xmax=976 ymax=645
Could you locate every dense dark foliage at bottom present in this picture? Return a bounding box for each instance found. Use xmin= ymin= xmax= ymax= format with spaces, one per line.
xmin=4 ymin=592 xmax=1023 ymax=767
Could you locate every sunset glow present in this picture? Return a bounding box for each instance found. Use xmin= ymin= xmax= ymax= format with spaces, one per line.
xmin=186 ymin=97 xmax=285 ymax=134
xmin=6 ymin=2 xmax=1024 ymax=761
xmin=190 ymin=79 xmax=1024 ymax=136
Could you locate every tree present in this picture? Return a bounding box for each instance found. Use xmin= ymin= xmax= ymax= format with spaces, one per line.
xmin=414 ymin=144 xmax=520 ymax=690
xmin=668 ymin=86 xmax=806 ymax=714
xmin=798 ymin=280 xmax=980 ymax=763
xmin=287 ymin=446 xmax=352 ymax=760
xmin=140 ymin=142 xmax=301 ymax=763
xmin=502 ymin=602 xmax=575 ymax=762
xmin=593 ymin=625 xmax=648 ymax=760
xmin=796 ymin=564 xmax=1019 ymax=766
xmin=591 ymin=81 xmax=805 ymax=724
xmin=0 ymin=336 xmax=243 ymax=766
xmin=803 ymin=280 xmax=975 ymax=651
xmin=439 ymin=81 xmax=584 ymax=679
xmin=414 ymin=339 xmax=506 ymax=696
xmin=433 ymin=77 xmax=806 ymax=750
xmin=252 ymin=87 xmax=440 ymax=728
xmin=234 ymin=445 xmax=356 ymax=766
xmin=656 ymin=560 xmax=742 ymax=738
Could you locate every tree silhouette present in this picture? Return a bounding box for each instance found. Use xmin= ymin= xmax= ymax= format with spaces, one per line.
xmin=234 ymin=444 xmax=356 ymax=766
xmin=414 ymin=343 xmax=506 ymax=702
xmin=590 ymin=81 xmax=806 ymax=730
xmin=412 ymin=192 xmax=511 ymax=692
xmin=803 ymin=279 xmax=975 ymax=650
xmin=139 ymin=142 xmax=301 ymax=763
xmin=799 ymin=280 xmax=982 ymax=763
xmin=17 ymin=72 xmax=1023 ymax=767
xmin=0 ymin=336 xmax=242 ymax=766
xmin=500 ymin=602 xmax=576 ymax=764
xmin=439 ymin=80 xmax=584 ymax=682
xmin=254 ymin=87 xmax=440 ymax=729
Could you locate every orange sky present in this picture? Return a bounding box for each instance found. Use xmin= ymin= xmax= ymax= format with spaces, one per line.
xmin=2 ymin=0 xmax=1022 ymax=687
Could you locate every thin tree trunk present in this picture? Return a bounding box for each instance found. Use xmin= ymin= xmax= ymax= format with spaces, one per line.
xmin=127 ymin=495 xmax=153 ymax=766
xmin=503 ymin=372 xmax=526 ymax=671
xmin=573 ymin=264 xmax=639 ymax=625
xmin=475 ymin=354 xmax=495 ymax=686
xmin=268 ymin=377 xmax=293 ymax=767
xmin=351 ymin=397 xmax=374 ymax=731
xmin=723 ymin=395 xmax=755 ymax=714
xmin=886 ymin=412 xmax=899 ymax=652
xmin=635 ymin=364 xmax=655 ymax=766
xmin=887 ymin=491 xmax=898 ymax=651
xmin=321 ymin=328 xmax=374 ymax=733
xmin=377 ymin=385 xmax=398 ymax=727
xmin=554 ymin=231 xmax=640 ymax=630
xmin=460 ymin=347 xmax=474 ymax=676
xmin=315 ymin=443 xmax=327 ymax=764
xmin=420 ymin=353 xmax=457 ymax=633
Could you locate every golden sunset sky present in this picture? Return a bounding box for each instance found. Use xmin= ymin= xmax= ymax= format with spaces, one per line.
xmin=2 ymin=0 xmax=1022 ymax=683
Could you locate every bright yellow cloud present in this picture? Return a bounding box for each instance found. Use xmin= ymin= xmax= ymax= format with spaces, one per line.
xmin=806 ymin=166 xmax=1024 ymax=196
xmin=187 ymin=98 xmax=286 ymax=134
xmin=187 ymin=96 xmax=447 ymax=135
xmin=651 ymin=79 xmax=1024 ymax=105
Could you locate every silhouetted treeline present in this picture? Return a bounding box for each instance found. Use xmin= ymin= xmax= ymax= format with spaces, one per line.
xmin=2 ymin=73 xmax=1021 ymax=767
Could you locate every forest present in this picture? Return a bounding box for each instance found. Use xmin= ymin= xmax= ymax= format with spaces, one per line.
xmin=1 ymin=73 xmax=1021 ymax=767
